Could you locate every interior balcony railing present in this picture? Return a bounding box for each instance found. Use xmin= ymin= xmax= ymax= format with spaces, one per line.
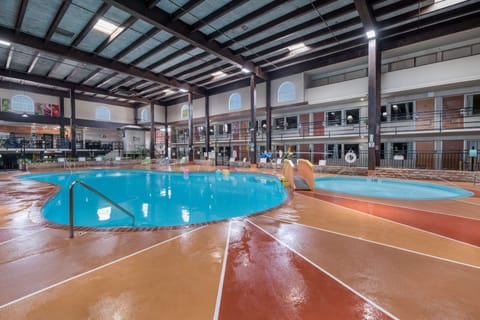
xmin=284 ymin=150 xmax=479 ymax=172
xmin=171 ymin=107 xmax=480 ymax=144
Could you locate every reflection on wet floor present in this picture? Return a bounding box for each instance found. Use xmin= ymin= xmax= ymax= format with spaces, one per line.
xmin=0 ymin=166 xmax=479 ymax=319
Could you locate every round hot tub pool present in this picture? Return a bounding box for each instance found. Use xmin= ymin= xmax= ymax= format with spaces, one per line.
xmin=314 ymin=176 xmax=472 ymax=200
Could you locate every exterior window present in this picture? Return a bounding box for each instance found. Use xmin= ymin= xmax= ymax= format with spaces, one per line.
xmin=278 ymin=81 xmax=296 ymax=103
xmin=260 ymin=119 xmax=267 ymax=131
xmin=327 ymin=144 xmax=341 ymax=159
xmin=177 ymin=128 xmax=189 ymax=142
xmin=274 ymin=117 xmax=285 ymax=129
xmin=391 ymin=102 xmax=413 ymax=121
xmin=11 ymin=95 xmax=34 ymax=114
xmin=95 ymin=106 xmax=110 ymax=121
xmin=381 ymin=105 xmax=387 ymax=122
xmin=286 ymin=116 xmax=298 ymax=129
xmin=392 ymin=142 xmax=409 ymax=158
xmin=467 ymin=94 xmax=480 ymax=115
xmin=344 ymin=144 xmax=359 ymax=156
xmin=345 ymin=109 xmax=359 ymax=124
xmin=140 ymin=109 xmax=149 ymax=122
xmin=229 ymin=93 xmax=241 ymax=110
xmin=218 ymin=123 xmax=231 ymax=135
xmin=195 ymin=126 xmax=205 ymax=137
xmin=327 ymin=111 xmax=341 ymax=126
xmin=181 ymin=104 xmax=189 ymax=119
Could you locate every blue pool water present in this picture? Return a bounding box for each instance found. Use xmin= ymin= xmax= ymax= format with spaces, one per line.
xmin=314 ymin=176 xmax=473 ymax=200
xmin=21 ymin=170 xmax=287 ymax=228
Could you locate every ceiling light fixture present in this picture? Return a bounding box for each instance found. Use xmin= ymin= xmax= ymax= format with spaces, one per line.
xmin=0 ymin=40 xmax=11 ymax=47
xmin=211 ymin=70 xmax=227 ymax=78
xmin=93 ymin=18 xmax=122 ymax=35
xmin=366 ymin=30 xmax=376 ymax=39
xmin=21 ymin=112 xmax=28 ymax=118
xmin=163 ymin=89 xmax=174 ymax=95
xmin=241 ymin=68 xmax=250 ymax=74
xmin=179 ymin=88 xmax=188 ymax=93
xmin=287 ymin=42 xmax=309 ymax=56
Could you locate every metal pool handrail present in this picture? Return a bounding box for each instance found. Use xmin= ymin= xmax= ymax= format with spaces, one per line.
xmin=69 ymin=180 xmax=135 ymax=238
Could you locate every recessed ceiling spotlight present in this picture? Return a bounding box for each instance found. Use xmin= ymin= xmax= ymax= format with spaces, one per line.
xmin=366 ymin=30 xmax=376 ymax=39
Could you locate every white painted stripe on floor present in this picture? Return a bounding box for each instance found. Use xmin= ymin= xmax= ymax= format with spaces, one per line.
xmin=0 ymin=228 xmax=48 ymax=246
xmin=298 ymin=193 xmax=480 ymax=249
xmin=213 ymin=221 xmax=232 ymax=320
xmin=0 ymin=225 xmax=206 ymax=310
xmin=246 ymin=219 xmax=400 ymax=320
xmin=264 ymin=215 xmax=480 ymax=270
xmin=310 ymin=191 xmax=480 ymax=221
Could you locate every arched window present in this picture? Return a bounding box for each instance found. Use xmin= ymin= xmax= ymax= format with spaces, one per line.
xmin=229 ymin=92 xmax=241 ymax=110
xmin=277 ymin=81 xmax=296 ymax=103
xmin=140 ymin=109 xmax=149 ymax=122
xmin=95 ymin=106 xmax=110 ymax=121
xmin=181 ymin=104 xmax=189 ymax=119
xmin=11 ymin=95 xmax=34 ymax=114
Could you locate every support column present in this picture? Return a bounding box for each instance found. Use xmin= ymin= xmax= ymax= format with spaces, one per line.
xmin=150 ymin=101 xmax=155 ymax=159
xmin=134 ymin=105 xmax=138 ymax=125
xmin=250 ymin=74 xmax=257 ymax=164
xmin=187 ymin=92 xmax=194 ymax=162
xmin=266 ymin=79 xmax=272 ymax=152
xmin=59 ymin=96 xmax=65 ymax=140
xmin=205 ymin=95 xmax=210 ymax=158
xmin=69 ymin=89 xmax=76 ymax=158
xmin=367 ymin=37 xmax=381 ymax=174
xmin=164 ymin=106 xmax=169 ymax=158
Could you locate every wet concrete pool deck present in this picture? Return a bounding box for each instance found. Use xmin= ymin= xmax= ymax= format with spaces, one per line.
xmin=1 ymin=166 xmax=479 ymax=319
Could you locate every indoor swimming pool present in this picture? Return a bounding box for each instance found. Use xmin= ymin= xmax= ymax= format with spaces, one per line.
xmin=21 ymin=170 xmax=287 ymax=228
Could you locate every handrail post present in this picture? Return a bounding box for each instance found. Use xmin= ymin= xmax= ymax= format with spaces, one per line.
xmin=69 ymin=181 xmax=75 ymax=238
xmin=68 ymin=180 xmax=135 ymax=239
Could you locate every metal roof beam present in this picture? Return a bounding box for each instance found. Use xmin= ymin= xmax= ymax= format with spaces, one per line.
xmin=95 ymin=72 xmax=119 ymax=87
xmin=47 ymin=59 xmax=65 ymax=77
xmin=27 ymin=51 xmax=41 ymax=73
xmin=0 ymin=67 xmax=150 ymax=103
xmin=190 ymin=0 xmax=248 ymax=32
xmin=112 ymin=28 xmax=158 ymax=60
xmin=129 ymin=37 xmax=177 ymax=66
xmin=5 ymin=46 xmax=14 ymax=69
xmin=15 ymin=0 xmax=29 ymax=30
xmin=0 ymin=26 xmax=204 ymax=94
xmin=105 ymin=0 xmax=267 ymax=80
xmin=45 ymin=0 xmax=72 ymax=41
xmin=171 ymin=0 xmax=206 ymax=21
xmin=106 ymin=75 xmax=134 ymax=90
xmin=0 ymin=79 xmax=68 ymax=97
xmin=94 ymin=16 xmax=137 ymax=54
xmin=205 ymin=0 xmax=288 ymax=41
xmin=220 ymin=0 xmax=331 ymax=48
xmin=72 ymin=3 xmax=111 ymax=47
xmin=354 ymin=0 xmax=377 ymax=32
xmin=146 ymin=45 xmax=195 ymax=71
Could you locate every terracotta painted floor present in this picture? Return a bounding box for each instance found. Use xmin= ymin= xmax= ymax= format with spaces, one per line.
xmin=0 ymin=167 xmax=479 ymax=319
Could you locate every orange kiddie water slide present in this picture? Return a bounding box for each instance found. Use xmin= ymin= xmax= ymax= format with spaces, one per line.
xmin=282 ymin=159 xmax=314 ymax=191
